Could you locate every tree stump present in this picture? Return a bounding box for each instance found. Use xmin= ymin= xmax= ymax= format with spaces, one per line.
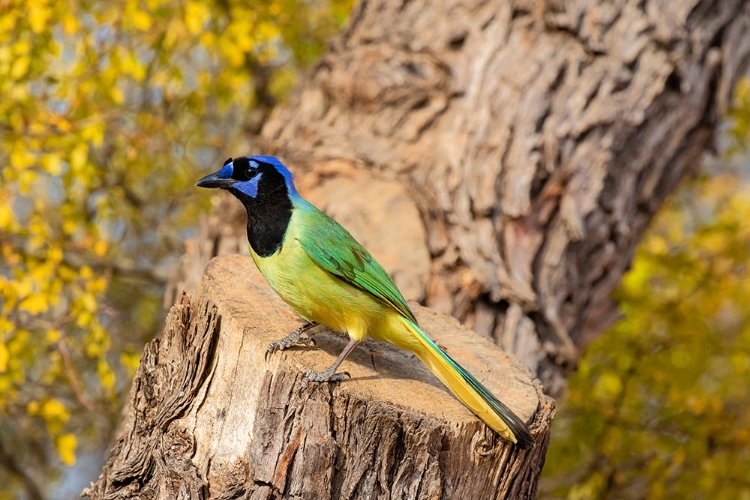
xmin=85 ymin=255 xmax=554 ymax=499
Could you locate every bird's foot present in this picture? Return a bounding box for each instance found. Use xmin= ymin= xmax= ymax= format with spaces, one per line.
xmin=265 ymin=322 xmax=319 ymax=361
xmin=300 ymin=367 xmax=350 ymax=390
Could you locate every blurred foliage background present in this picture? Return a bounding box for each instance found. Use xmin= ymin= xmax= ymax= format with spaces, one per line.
xmin=1 ymin=0 xmax=749 ymax=498
xmin=541 ymin=78 xmax=750 ymax=499
xmin=0 ymin=0 xmax=353 ymax=497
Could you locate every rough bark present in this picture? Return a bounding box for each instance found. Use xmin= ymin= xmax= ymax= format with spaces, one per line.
xmin=86 ymin=255 xmax=553 ymax=499
xmin=167 ymin=0 xmax=750 ymax=397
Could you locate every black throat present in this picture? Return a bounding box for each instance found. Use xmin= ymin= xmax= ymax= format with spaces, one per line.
xmin=228 ymin=170 xmax=293 ymax=258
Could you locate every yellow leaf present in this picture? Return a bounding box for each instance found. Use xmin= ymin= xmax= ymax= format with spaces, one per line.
xmin=10 ymin=148 xmax=34 ymax=169
xmin=56 ymin=433 xmax=77 ymax=466
xmin=80 ymin=292 xmax=97 ymax=312
xmin=0 ymin=317 xmax=13 ymax=334
xmin=163 ymin=19 xmax=184 ymax=48
xmin=27 ymin=400 xmax=40 ymax=415
xmin=47 ymin=246 xmax=63 ymax=263
xmin=99 ymin=361 xmax=116 ymax=390
xmin=185 ymin=1 xmax=209 ymax=34
xmin=80 ymin=265 xmax=93 ymax=279
xmin=119 ymin=50 xmax=146 ymax=80
xmin=93 ymin=239 xmax=108 ymax=257
xmin=199 ymin=31 xmax=216 ymax=48
xmin=46 ymin=328 xmax=61 ymax=342
xmin=62 ymin=219 xmax=77 ymax=235
xmin=61 ymin=13 xmax=79 ymax=35
xmin=42 ymin=153 xmax=63 ymax=174
xmin=76 ymin=311 xmax=93 ymax=328
xmin=26 ymin=400 xmax=39 ymax=416
xmin=27 ymin=2 xmax=51 ymax=33
xmin=256 ymin=21 xmax=280 ymax=42
xmin=132 ymin=10 xmax=152 ymax=31
xmin=0 ymin=343 xmax=8 ymax=372
xmin=14 ymin=277 xmax=32 ymax=297
xmin=0 ymin=205 xmax=14 ymax=229
xmin=11 ymin=39 xmax=31 ymax=57
xmin=70 ymin=143 xmax=88 ymax=172
xmin=10 ymin=56 xmax=30 ymax=79
xmin=18 ymin=293 xmax=48 ymax=315
xmin=41 ymin=399 xmax=69 ymax=422
xmin=110 ymin=86 xmax=124 ymax=104
xmin=58 ymin=265 xmax=76 ymax=281
xmin=593 ymin=371 xmax=623 ymax=402
xmin=620 ymin=258 xmax=653 ymax=299
xmin=29 ymin=121 xmax=46 ymax=135
xmin=87 ymin=277 xmax=107 ymax=294
xmin=49 ymin=113 xmax=72 ymax=132
xmin=219 ymin=36 xmax=245 ymax=67
xmin=120 ymin=350 xmax=142 ymax=374
xmin=0 ymin=45 xmax=10 ymax=66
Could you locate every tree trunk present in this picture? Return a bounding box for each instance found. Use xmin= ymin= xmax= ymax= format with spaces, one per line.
xmin=85 ymin=256 xmax=554 ymax=499
xmin=167 ymin=0 xmax=750 ymax=397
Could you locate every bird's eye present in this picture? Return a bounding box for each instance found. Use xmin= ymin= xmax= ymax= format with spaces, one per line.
xmin=246 ymin=168 xmax=257 ymax=179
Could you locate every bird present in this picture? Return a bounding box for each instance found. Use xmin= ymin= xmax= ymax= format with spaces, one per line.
xmin=196 ymin=155 xmax=535 ymax=448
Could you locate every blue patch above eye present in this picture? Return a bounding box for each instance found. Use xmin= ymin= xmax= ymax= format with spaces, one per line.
xmin=249 ymin=160 xmax=259 ymax=169
xmin=217 ymin=162 xmax=234 ymax=179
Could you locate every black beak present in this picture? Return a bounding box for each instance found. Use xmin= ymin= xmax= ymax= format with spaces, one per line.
xmin=196 ymin=172 xmax=235 ymax=189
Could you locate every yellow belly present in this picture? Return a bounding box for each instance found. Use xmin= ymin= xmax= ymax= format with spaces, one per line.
xmin=249 ymin=235 xmax=419 ymax=351
xmin=252 ymin=237 xmax=372 ymax=340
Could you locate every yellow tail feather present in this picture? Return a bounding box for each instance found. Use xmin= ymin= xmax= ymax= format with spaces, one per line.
xmin=405 ymin=320 xmax=535 ymax=448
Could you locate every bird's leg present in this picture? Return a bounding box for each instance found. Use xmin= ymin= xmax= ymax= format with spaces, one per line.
xmin=265 ymin=321 xmax=320 ymax=360
xmin=303 ymin=338 xmax=359 ymax=385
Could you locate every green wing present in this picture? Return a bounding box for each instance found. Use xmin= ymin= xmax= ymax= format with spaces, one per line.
xmin=297 ymin=210 xmax=417 ymax=324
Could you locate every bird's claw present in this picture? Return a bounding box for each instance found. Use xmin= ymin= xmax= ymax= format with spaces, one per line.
xmin=301 ymin=337 xmax=316 ymax=348
xmin=265 ymin=325 xmax=318 ymax=361
xmin=300 ymin=368 xmax=350 ymax=390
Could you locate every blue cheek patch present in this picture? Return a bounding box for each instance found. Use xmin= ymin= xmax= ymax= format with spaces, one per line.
xmin=235 ymin=172 xmax=263 ymax=198
xmin=217 ymin=162 xmax=234 ymax=179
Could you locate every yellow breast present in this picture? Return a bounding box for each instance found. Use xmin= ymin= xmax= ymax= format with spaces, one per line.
xmin=249 ymin=219 xmax=388 ymax=342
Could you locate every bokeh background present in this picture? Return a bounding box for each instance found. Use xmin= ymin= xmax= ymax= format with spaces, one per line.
xmin=1 ymin=0 xmax=748 ymax=498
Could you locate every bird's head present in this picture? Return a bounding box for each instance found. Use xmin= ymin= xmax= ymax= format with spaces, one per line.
xmin=196 ymin=155 xmax=298 ymax=200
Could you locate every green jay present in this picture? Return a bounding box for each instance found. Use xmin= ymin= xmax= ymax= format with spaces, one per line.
xmin=197 ymin=155 xmax=535 ymax=448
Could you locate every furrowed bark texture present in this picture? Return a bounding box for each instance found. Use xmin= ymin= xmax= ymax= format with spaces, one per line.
xmin=86 ymin=256 xmax=553 ymax=499
xmin=167 ymin=0 xmax=750 ymax=396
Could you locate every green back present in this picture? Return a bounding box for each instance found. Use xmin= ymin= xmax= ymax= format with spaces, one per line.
xmin=296 ymin=204 xmax=418 ymax=324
